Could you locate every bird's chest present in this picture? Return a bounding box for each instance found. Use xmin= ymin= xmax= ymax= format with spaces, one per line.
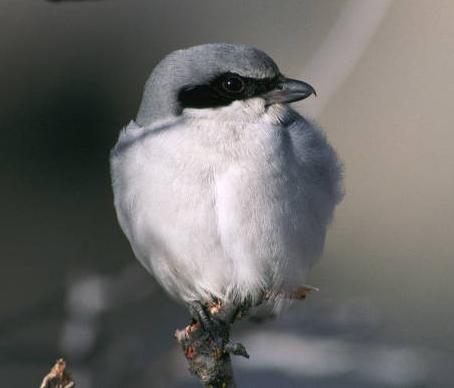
xmin=132 ymin=119 xmax=299 ymax=238
xmin=173 ymin=119 xmax=296 ymax=206
xmin=119 ymin=116 xmax=324 ymax=292
xmin=167 ymin=120 xmax=308 ymax=249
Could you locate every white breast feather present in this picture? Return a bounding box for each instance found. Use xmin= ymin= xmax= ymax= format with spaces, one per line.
xmin=110 ymin=99 xmax=342 ymax=307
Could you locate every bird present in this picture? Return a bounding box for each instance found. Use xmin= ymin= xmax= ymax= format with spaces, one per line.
xmin=110 ymin=43 xmax=342 ymax=335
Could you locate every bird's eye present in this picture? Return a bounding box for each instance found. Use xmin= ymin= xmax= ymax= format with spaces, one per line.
xmin=221 ymin=76 xmax=245 ymax=94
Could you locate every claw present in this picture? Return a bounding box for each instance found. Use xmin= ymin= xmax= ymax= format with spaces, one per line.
xmin=207 ymin=299 xmax=222 ymax=315
xmin=189 ymin=301 xmax=224 ymax=349
xmin=188 ymin=301 xmax=249 ymax=358
xmin=224 ymin=341 xmax=249 ymax=358
xmin=189 ymin=301 xmax=217 ymax=336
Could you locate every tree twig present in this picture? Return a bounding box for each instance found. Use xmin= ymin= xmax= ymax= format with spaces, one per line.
xmin=174 ymin=287 xmax=317 ymax=387
xmin=175 ymin=320 xmax=236 ymax=388
xmin=39 ymin=358 xmax=75 ymax=388
xmin=175 ymin=299 xmax=253 ymax=388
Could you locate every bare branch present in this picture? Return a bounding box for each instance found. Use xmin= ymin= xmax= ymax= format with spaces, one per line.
xmin=175 ymin=320 xmax=238 ymax=388
xmin=174 ymin=288 xmax=316 ymax=387
xmin=39 ymin=358 xmax=75 ymax=388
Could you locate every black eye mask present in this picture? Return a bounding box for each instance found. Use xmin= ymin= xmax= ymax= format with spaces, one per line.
xmin=178 ymin=72 xmax=281 ymax=110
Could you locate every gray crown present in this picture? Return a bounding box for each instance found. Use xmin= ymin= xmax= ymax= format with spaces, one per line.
xmin=136 ymin=43 xmax=280 ymax=125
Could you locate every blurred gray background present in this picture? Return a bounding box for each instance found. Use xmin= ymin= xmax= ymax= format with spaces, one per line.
xmin=1 ymin=0 xmax=453 ymax=387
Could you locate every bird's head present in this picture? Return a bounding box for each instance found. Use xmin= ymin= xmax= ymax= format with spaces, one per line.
xmin=136 ymin=43 xmax=316 ymax=126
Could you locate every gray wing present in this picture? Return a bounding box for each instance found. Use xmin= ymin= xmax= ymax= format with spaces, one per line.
xmin=286 ymin=109 xmax=344 ymax=221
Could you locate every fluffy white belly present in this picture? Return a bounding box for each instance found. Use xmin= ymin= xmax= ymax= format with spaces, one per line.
xmin=111 ymin=106 xmax=336 ymax=305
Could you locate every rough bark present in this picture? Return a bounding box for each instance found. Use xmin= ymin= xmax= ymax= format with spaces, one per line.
xmin=175 ymin=287 xmax=315 ymax=387
xmin=175 ymin=320 xmax=237 ymax=388
xmin=39 ymin=358 xmax=75 ymax=388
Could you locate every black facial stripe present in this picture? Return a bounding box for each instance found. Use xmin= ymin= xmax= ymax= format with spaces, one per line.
xmin=178 ymin=72 xmax=280 ymax=110
xmin=178 ymin=85 xmax=232 ymax=109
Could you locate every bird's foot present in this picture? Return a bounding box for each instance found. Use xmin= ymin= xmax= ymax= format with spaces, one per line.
xmin=188 ymin=300 xmax=249 ymax=359
xmin=224 ymin=341 xmax=249 ymax=358
xmin=189 ymin=301 xmax=220 ymax=341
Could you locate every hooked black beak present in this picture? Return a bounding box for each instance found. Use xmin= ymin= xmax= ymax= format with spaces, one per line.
xmin=264 ymin=77 xmax=316 ymax=106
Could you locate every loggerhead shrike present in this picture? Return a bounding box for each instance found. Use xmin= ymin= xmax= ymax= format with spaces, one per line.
xmin=110 ymin=43 xmax=342 ymax=331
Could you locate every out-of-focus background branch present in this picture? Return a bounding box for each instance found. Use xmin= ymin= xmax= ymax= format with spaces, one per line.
xmin=1 ymin=0 xmax=454 ymax=387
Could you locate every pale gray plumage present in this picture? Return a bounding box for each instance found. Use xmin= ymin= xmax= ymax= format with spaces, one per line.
xmin=111 ymin=43 xmax=343 ymax=312
xmin=136 ymin=44 xmax=279 ymax=125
